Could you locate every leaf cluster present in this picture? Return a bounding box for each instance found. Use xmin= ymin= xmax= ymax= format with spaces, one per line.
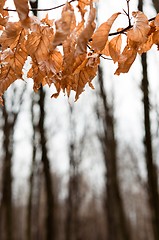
xmin=0 ymin=0 xmax=159 ymax=104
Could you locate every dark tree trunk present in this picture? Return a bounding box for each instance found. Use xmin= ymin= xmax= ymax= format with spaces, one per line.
xmin=97 ymin=66 xmax=131 ymax=240
xmin=29 ymin=2 xmax=55 ymax=239
xmin=0 ymin=105 xmax=12 ymax=240
xmin=65 ymin=106 xmax=81 ymax=240
xmin=138 ymin=1 xmax=159 ymax=240
xmin=38 ymin=88 xmax=55 ymax=240
xmin=141 ymin=53 xmax=159 ymax=240
xmin=151 ymin=0 xmax=159 ymax=13
xmin=26 ymin=96 xmax=40 ymax=240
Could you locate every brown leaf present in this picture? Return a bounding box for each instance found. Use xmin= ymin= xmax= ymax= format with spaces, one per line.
xmin=0 ymin=22 xmax=22 ymax=50
xmin=101 ymin=41 xmax=110 ymax=56
xmin=127 ymin=11 xmax=150 ymax=44
xmin=91 ymin=12 xmax=120 ymax=52
xmin=52 ymin=2 xmax=75 ymax=48
xmin=0 ymin=9 xmax=9 ymax=27
xmin=154 ymin=13 xmax=159 ymax=28
xmin=115 ymin=45 xmax=137 ymax=75
xmin=138 ymin=34 xmax=153 ymax=54
xmin=0 ymin=0 xmax=6 ymax=12
xmin=41 ymin=14 xmax=54 ymax=27
xmin=28 ymin=61 xmax=47 ymax=92
xmin=73 ymin=53 xmax=100 ymax=100
xmin=13 ymin=0 xmax=29 ymax=23
xmin=60 ymin=54 xmax=86 ymax=97
xmin=26 ymin=25 xmax=54 ymax=63
xmin=75 ymin=4 xmax=96 ymax=55
xmin=152 ymin=30 xmax=159 ymax=49
xmin=62 ymin=36 xmax=76 ymax=75
xmin=0 ymin=26 xmax=28 ymax=103
xmin=109 ymin=35 xmax=122 ymax=63
xmin=0 ymin=65 xmax=18 ymax=104
xmin=77 ymin=0 xmax=91 ymax=19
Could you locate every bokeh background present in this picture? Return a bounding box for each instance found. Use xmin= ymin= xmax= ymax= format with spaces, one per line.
xmin=1 ymin=0 xmax=159 ymax=240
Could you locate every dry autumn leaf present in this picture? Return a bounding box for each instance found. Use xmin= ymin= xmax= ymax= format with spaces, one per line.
xmin=0 ymin=0 xmax=6 ymax=12
xmin=74 ymin=53 xmax=100 ymax=101
xmin=91 ymin=12 xmax=121 ymax=52
xmin=0 ymin=22 xmax=23 ymax=50
xmin=154 ymin=13 xmax=159 ymax=28
xmin=127 ymin=11 xmax=150 ymax=45
xmin=26 ymin=24 xmax=54 ymax=63
xmin=52 ymin=2 xmax=75 ymax=48
xmin=77 ymin=0 xmax=91 ymax=18
xmin=0 ymin=65 xmax=17 ymax=105
xmin=115 ymin=45 xmax=137 ymax=75
xmin=13 ymin=0 xmax=30 ymax=27
xmin=109 ymin=35 xmax=122 ymax=63
xmin=1 ymin=0 xmax=159 ymax=103
xmin=75 ymin=3 xmax=96 ymax=55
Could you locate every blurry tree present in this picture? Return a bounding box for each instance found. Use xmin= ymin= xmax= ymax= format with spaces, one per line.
xmin=26 ymin=94 xmax=42 ymax=240
xmin=38 ymin=88 xmax=55 ymax=240
xmin=0 ymin=85 xmax=25 ymax=240
xmin=28 ymin=2 xmax=56 ymax=239
xmin=65 ymin=105 xmax=84 ymax=240
xmin=152 ymin=0 xmax=159 ymax=12
xmin=138 ymin=1 xmax=159 ymax=239
xmin=96 ymin=66 xmax=131 ymax=240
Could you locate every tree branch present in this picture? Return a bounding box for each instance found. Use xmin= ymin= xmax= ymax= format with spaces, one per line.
xmin=3 ymin=0 xmax=76 ymax=12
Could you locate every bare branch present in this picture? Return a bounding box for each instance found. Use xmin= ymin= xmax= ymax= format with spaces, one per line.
xmin=3 ymin=0 xmax=77 ymax=12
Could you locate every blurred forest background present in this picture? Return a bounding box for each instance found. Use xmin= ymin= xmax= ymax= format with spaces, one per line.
xmin=1 ymin=0 xmax=159 ymax=240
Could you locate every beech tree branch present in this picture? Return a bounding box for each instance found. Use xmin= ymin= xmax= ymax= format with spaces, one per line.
xmin=3 ymin=6 xmax=155 ymax=38
xmin=3 ymin=0 xmax=76 ymax=12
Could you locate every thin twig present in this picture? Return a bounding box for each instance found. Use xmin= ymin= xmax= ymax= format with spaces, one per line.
xmin=3 ymin=0 xmax=76 ymax=12
xmin=87 ymin=44 xmax=112 ymax=60
xmin=126 ymin=0 xmax=131 ymax=26
xmin=100 ymin=54 xmax=112 ymax=60
xmin=3 ymin=0 xmax=156 ymax=38
xmin=109 ymin=16 xmax=155 ymax=37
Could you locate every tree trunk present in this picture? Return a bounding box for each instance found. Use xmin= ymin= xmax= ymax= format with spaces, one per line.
xmin=26 ymin=96 xmax=39 ymax=240
xmin=29 ymin=2 xmax=55 ymax=239
xmin=65 ymin=106 xmax=80 ymax=240
xmin=138 ymin=1 xmax=159 ymax=240
xmin=38 ymin=88 xmax=55 ymax=240
xmin=97 ymin=66 xmax=131 ymax=240
xmin=151 ymin=0 xmax=159 ymax=12
xmin=0 ymin=105 xmax=12 ymax=240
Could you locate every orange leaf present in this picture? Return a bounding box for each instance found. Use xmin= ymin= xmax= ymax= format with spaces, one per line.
xmin=77 ymin=0 xmax=91 ymax=18
xmin=0 ymin=22 xmax=22 ymax=50
xmin=91 ymin=12 xmax=120 ymax=52
xmin=109 ymin=35 xmax=122 ymax=63
xmin=0 ymin=13 xmax=8 ymax=28
xmin=75 ymin=54 xmax=100 ymax=101
xmin=101 ymin=41 xmax=110 ymax=56
xmin=0 ymin=0 xmax=6 ymax=12
xmin=154 ymin=13 xmax=159 ymax=28
xmin=26 ymin=25 xmax=54 ymax=63
xmin=52 ymin=2 xmax=75 ymax=48
xmin=3 ymin=39 xmax=27 ymax=77
xmin=0 ymin=65 xmax=18 ymax=104
xmin=74 ymin=53 xmax=100 ymax=100
xmin=152 ymin=30 xmax=159 ymax=49
xmin=127 ymin=11 xmax=150 ymax=44
xmin=41 ymin=14 xmax=54 ymax=27
xmin=13 ymin=0 xmax=30 ymax=27
xmin=115 ymin=45 xmax=137 ymax=75
xmin=138 ymin=34 xmax=154 ymax=54
xmin=75 ymin=4 xmax=96 ymax=55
